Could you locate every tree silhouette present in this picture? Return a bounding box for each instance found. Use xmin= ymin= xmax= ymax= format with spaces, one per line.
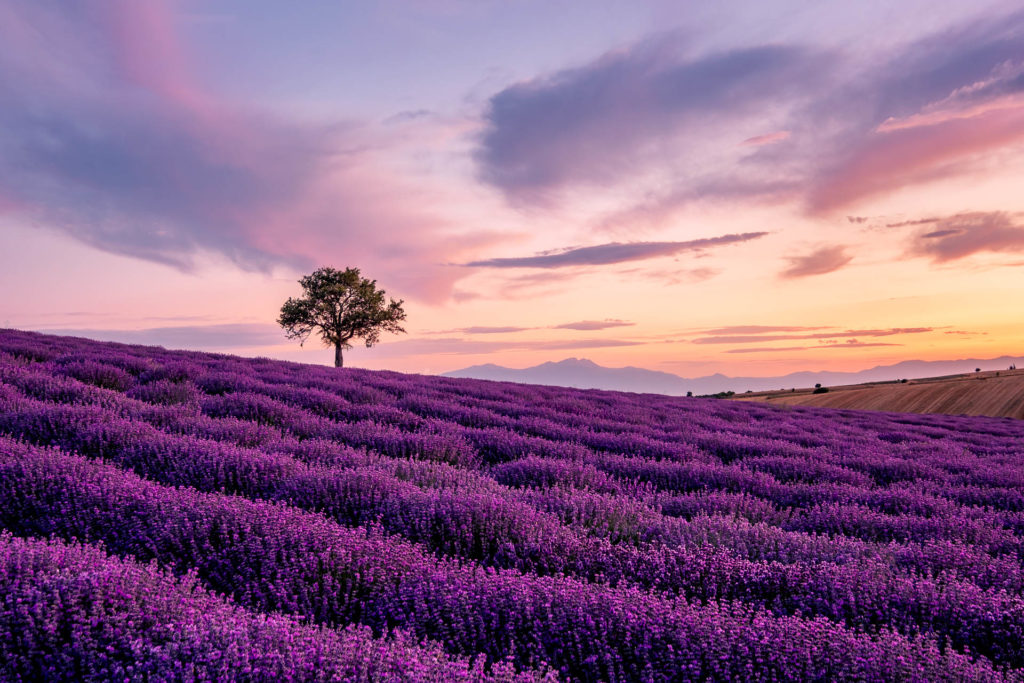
xmin=278 ymin=267 xmax=406 ymax=367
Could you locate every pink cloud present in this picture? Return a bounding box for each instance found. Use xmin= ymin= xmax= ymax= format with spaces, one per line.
xmin=909 ymin=212 xmax=1024 ymax=261
xmin=877 ymin=93 xmax=1024 ymax=133
xmin=97 ymin=1 xmax=203 ymax=110
xmin=808 ymin=99 xmax=1024 ymax=214
xmin=780 ymin=245 xmax=852 ymax=278
xmin=740 ymin=130 xmax=790 ymax=146
xmin=0 ymin=1 xmax=492 ymax=303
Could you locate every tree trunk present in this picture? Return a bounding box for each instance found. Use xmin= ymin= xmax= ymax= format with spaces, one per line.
xmin=334 ymin=343 xmax=343 ymax=368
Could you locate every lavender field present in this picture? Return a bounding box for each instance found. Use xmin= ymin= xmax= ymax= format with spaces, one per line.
xmin=1 ymin=329 xmax=1024 ymax=681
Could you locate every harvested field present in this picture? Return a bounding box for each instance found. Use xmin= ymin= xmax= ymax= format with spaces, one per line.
xmin=735 ymin=368 xmax=1024 ymax=419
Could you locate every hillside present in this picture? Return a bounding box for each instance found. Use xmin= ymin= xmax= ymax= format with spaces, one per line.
xmin=2 ymin=329 xmax=1024 ymax=681
xmin=736 ymin=367 xmax=1024 ymax=419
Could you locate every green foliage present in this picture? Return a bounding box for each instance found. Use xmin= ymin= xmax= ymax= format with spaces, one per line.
xmin=812 ymin=386 xmax=829 ymax=394
xmin=278 ymin=267 xmax=406 ymax=367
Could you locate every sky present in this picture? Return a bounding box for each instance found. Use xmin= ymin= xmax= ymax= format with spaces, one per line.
xmin=2 ymin=0 xmax=1024 ymax=377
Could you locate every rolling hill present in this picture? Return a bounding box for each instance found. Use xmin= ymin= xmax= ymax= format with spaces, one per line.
xmin=2 ymin=328 xmax=1024 ymax=681
xmin=735 ymin=368 xmax=1024 ymax=419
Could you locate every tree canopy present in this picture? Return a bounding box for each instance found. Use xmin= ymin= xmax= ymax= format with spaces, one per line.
xmin=278 ymin=267 xmax=406 ymax=367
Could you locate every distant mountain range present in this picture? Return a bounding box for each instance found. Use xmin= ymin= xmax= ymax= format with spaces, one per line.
xmin=443 ymin=356 xmax=1024 ymax=396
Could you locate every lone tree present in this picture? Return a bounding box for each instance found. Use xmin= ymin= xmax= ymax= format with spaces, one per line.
xmin=278 ymin=267 xmax=406 ymax=368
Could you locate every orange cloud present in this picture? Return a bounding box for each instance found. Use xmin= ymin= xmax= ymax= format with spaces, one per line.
xmin=694 ymin=328 xmax=933 ymax=344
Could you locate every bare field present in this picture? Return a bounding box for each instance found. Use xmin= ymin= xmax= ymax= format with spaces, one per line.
xmin=733 ymin=368 xmax=1024 ymax=419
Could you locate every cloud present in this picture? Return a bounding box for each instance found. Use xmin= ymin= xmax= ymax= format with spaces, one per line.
xmin=0 ymin=1 xmax=488 ymax=303
xmin=693 ymin=327 xmax=932 ymax=344
xmin=780 ymin=245 xmax=853 ymax=278
xmin=476 ymin=34 xmax=823 ymax=202
xmin=921 ymin=229 xmax=963 ymax=239
xmin=886 ymin=217 xmax=941 ymax=228
xmin=701 ymin=325 xmax=833 ymax=335
xmin=459 ymin=326 xmax=533 ymax=334
xmin=806 ymin=12 xmax=1024 ymax=213
xmin=554 ymin=319 xmax=634 ymax=331
xmin=807 ymin=100 xmax=1024 ymax=213
xmin=909 ymin=212 xmax=1024 ymax=261
xmin=466 ymin=232 xmax=767 ymax=268
xmin=486 ymin=9 xmax=1024 ymax=222
xmin=741 ymin=131 xmax=790 ymax=147
xmin=726 ymin=341 xmax=901 ymax=353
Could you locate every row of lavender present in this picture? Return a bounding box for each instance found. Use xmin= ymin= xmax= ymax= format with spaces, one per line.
xmin=2 ymin=365 xmax=1023 ymax=662
xmin=0 ymin=531 xmax=531 ymax=682
xmin=0 ymin=439 xmax=1007 ymax=682
xmin=1 ymin=329 xmax=1023 ymax=681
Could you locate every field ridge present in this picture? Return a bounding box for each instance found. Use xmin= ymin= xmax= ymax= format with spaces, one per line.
xmin=736 ymin=367 xmax=1024 ymax=419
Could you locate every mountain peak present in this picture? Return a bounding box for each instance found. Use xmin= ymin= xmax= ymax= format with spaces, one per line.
xmin=549 ymin=357 xmax=598 ymax=367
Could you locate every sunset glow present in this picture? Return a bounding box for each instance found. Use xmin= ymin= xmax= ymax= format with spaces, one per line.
xmin=2 ymin=0 xmax=1023 ymax=377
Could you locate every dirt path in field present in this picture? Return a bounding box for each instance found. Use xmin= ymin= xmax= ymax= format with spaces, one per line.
xmin=732 ymin=368 xmax=1024 ymax=419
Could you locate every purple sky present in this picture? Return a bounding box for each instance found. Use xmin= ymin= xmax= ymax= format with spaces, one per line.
xmin=2 ymin=0 xmax=1024 ymax=375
